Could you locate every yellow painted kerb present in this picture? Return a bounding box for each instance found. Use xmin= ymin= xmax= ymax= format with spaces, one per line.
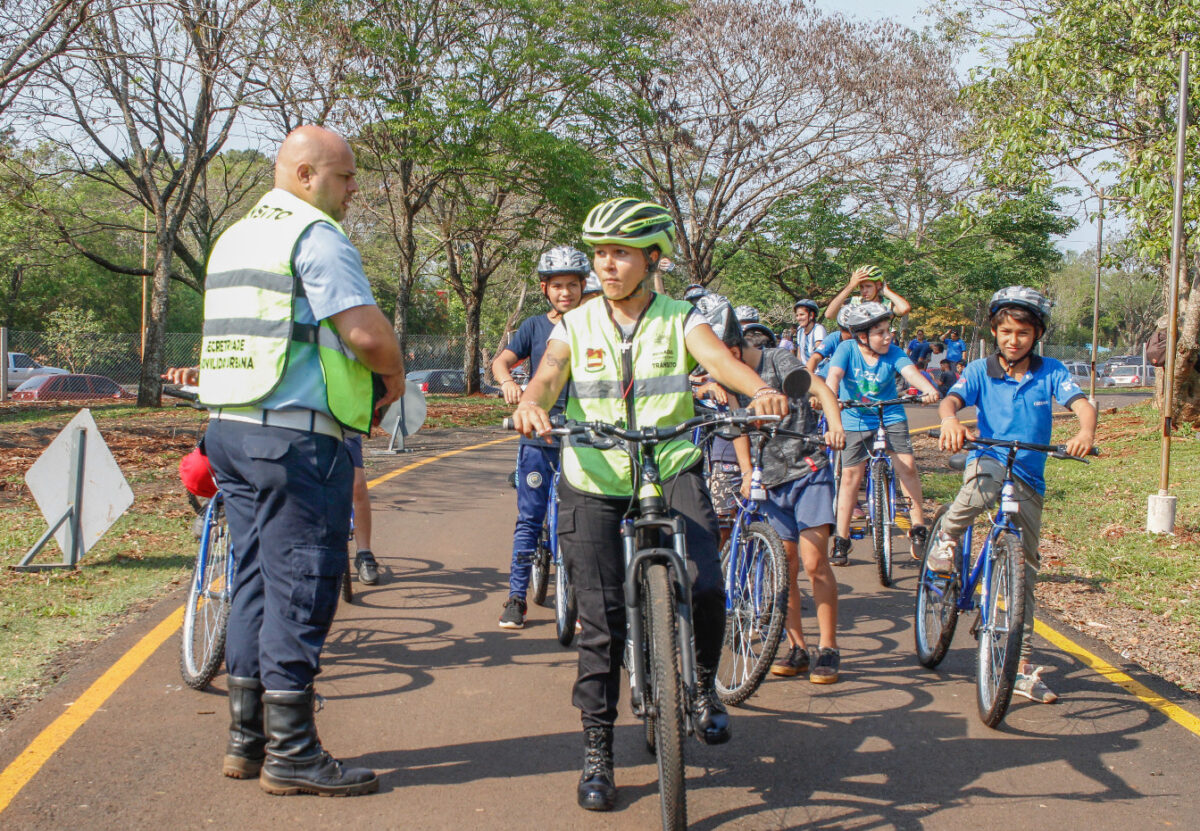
xmin=0 ymin=433 xmax=518 ymax=815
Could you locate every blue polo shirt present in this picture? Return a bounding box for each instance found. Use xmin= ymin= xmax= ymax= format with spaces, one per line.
xmin=812 ymin=333 xmax=845 ymax=378
xmin=907 ymin=338 xmax=933 ymax=364
xmin=947 ymin=354 xmax=1085 ymax=494
xmin=944 ymin=337 xmax=965 ymax=363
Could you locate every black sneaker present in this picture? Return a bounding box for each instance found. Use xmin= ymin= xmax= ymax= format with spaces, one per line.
xmin=354 ymin=550 xmax=379 ymax=585
xmin=909 ymin=525 xmax=928 ymax=562
xmin=498 ymin=596 xmax=527 ymax=629
xmin=830 ymin=536 xmax=851 ymax=567
xmin=770 ymin=645 xmax=813 ymax=677
xmin=809 ymin=647 xmax=841 ymax=685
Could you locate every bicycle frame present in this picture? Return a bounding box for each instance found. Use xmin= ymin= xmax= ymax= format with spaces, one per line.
xmin=197 ymin=491 xmax=234 ymax=602
xmin=862 ymin=421 xmax=897 ymax=530
xmin=721 ymin=432 xmax=772 ymax=619
xmin=944 ymin=460 xmax=1023 ymax=623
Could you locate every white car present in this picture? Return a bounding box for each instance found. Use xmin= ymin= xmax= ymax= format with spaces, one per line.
xmin=5 ymin=352 xmax=68 ymax=390
xmin=1108 ymin=364 xmax=1154 ymax=386
xmin=1063 ymin=362 xmax=1114 ymax=388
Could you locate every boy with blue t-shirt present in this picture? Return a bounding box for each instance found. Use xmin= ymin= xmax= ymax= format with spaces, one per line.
xmin=490 ymin=246 xmax=588 ymax=629
xmin=936 ymin=287 xmax=1095 ymax=704
xmin=824 ymin=302 xmax=939 ymax=567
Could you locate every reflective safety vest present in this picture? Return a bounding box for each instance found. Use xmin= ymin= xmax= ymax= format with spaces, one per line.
xmin=561 ymin=294 xmax=700 ymax=496
xmin=198 ymin=189 xmax=372 ymax=433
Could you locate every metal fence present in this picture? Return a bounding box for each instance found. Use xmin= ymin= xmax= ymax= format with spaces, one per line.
xmin=4 ymin=330 xmax=494 ymax=388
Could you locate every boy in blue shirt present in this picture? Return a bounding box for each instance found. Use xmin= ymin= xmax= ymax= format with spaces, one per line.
xmin=825 ymin=302 xmax=940 ymax=566
xmin=936 ymin=287 xmax=1096 ymax=704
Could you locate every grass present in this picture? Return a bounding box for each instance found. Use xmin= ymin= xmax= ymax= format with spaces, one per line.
xmin=422 ymin=393 xmax=512 ymax=429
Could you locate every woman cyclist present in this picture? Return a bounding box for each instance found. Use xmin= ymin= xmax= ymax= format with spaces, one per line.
xmin=508 ymin=197 xmax=788 ymax=813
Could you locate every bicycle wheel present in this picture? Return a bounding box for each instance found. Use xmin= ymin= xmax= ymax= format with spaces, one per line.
xmin=830 ymin=448 xmax=842 ymax=517
xmin=644 ymin=563 xmax=686 ymax=831
xmin=554 ymin=555 xmax=577 ymax=646
xmin=976 ymin=530 xmax=1026 ymax=727
xmin=341 ymin=547 xmax=354 ymax=603
xmin=915 ymin=505 xmax=960 ymax=668
xmin=180 ymin=503 xmax=232 ymax=690
xmin=870 ymin=459 xmax=893 ymax=587
xmin=529 ymin=535 xmax=551 ymax=607
xmin=716 ymin=521 xmax=788 ymax=706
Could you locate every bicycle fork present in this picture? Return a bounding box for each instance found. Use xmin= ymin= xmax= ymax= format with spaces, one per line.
xmin=623 ymin=515 xmax=699 ymax=734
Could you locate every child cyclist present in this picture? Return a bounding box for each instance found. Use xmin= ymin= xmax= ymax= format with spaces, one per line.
xmin=935 ymin=286 xmax=1096 ymax=704
xmin=824 ymin=302 xmax=939 ymax=566
xmin=490 ymin=245 xmax=588 ymax=629
xmin=725 ymin=324 xmax=847 ymax=682
xmin=509 ymin=198 xmax=788 ymax=813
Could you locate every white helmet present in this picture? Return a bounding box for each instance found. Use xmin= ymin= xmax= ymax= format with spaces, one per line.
xmin=582 ymin=270 xmax=602 ymax=295
xmin=537 ymin=245 xmax=589 ymax=278
xmin=989 ymin=286 xmax=1053 ymax=330
xmin=734 ymin=305 xmax=760 ymax=324
xmin=841 ymin=301 xmax=893 ymax=334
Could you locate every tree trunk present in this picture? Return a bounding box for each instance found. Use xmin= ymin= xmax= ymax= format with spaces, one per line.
xmin=391 ymin=207 xmax=418 ymax=359
xmin=462 ymin=290 xmax=483 ymax=395
xmin=137 ymin=231 xmax=174 ymax=406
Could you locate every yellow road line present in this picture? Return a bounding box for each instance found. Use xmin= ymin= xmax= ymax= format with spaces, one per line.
xmin=0 ymin=607 xmax=184 ymax=813
xmin=0 ymin=432 xmax=517 ymax=816
xmin=1034 ymin=619 xmax=1200 ymax=738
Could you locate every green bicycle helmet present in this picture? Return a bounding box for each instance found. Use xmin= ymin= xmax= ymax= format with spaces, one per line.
xmin=581 ymin=198 xmax=676 ymax=259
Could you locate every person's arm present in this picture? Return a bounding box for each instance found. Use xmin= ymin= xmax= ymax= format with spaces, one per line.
xmin=805 ymin=350 xmax=823 ymax=373
xmin=1064 ymin=397 xmax=1097 ymax=457
xmin=880 ymin=284 xmax=911 ymax=317
xmin=823 ymin=273 xmax=862 ymax=320
xmin=898 ymin=363 xmax=939 ymax=404
xmin=684 ymin=324 xmax=788 ymax=417
xmin=491 ymin=349 xmax=524 ymax=405
xmin=329 ymin=304 xmax=405 ymax=408
xmin=808 ymin=373 xmax=845 ymax=449
xmin=164 ymin=366 xmax=199 ymax=385
xmin=511 ymin=339 xmax=572 ymax=439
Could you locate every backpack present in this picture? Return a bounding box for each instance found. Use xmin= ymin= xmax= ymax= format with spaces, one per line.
xmin=1146 ymin=329 xmax=1168 ymax=367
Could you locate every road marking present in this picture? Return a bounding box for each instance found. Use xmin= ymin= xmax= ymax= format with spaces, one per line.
xmin=0 ymin=607 xmax=184 ymax=813
xmin=1034 ymin=619 xmax=1200 ymax=738
xmin=0 ymin=432 xmax=518 ymax=816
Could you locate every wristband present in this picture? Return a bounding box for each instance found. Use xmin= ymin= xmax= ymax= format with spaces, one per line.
xmin=751 ymin=386 xmax=782 ymax=400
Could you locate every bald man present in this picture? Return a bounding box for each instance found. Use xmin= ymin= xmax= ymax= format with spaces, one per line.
xmin=198 ymin=125 xmax=402 ymax=798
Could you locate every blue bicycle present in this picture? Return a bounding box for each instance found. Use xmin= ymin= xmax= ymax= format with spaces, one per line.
xmin=715 ymin=417 xmax=826 ymax=706
xmin=528 ymin=467 xmax=577 ymax=646
xmin=181 ymin=491 xmax=234 ymax=690
xmin=841 ymin=396 xmax=920 ymax=587
xmin=915 ymin=435 xmax=1096 ymax=727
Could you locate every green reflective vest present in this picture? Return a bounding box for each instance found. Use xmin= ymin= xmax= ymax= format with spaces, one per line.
xmin=198 ymin=189 xmax=373 ymax=433
xmin=561 ymin=294 xmax=700 ymax=496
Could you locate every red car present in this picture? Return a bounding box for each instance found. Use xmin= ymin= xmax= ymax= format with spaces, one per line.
xmin=11 ymin=373 xmax=131 ymax=401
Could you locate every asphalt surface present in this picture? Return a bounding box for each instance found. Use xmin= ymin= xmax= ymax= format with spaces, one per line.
xmin=3 ymin=392 xmax=1196 ymax=830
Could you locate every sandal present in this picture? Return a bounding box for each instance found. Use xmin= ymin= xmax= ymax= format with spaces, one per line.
xmin=809 ymin=647 xmax=840 ymax=684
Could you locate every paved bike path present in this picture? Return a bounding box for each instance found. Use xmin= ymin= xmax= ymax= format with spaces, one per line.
xmin=1 ymin=416 xmax=1195 ymax=829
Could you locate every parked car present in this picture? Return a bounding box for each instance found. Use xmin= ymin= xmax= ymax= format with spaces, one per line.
xmin=4 ymin=352 xmax=68 ymax=390
xmin=11 ymin=373 xmax=132 ymax=401
xmin=1063 ymin=362 xmax=1115 ymax=388
xmin=1108 ymin=364 xmax=1154 ymax=387
xmin=405 ymin=368 xmax=500 ymax=395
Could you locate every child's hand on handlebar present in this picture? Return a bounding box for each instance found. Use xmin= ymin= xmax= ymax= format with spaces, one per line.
xmin=749 ymin=390 xmax=789 ymax=419
xmin=824 ymin=426 xmax=845 ymax=450
xmin=938 ymin=418 xmax=972 ymax=452
xmin=1064 ymin=430 xmax=1095 ymax=458
xmin=919 ymin=390 xmax=940 ymax=405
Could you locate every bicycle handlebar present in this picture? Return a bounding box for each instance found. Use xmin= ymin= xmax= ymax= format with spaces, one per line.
xmin=840 ymin=395 xmax=923 ymax=409
xmin=501 ymin=410 xmax=782 ymax=442
xmin=928 ymin=428 xmax=1100 ymax=461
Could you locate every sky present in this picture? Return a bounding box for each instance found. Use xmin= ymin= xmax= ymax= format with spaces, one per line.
xmin=813 ymin=0 xmax=1104 ymax=253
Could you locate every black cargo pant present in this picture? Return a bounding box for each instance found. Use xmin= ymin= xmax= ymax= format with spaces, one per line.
xmin=558 ymin=464 xmax=725 ymax=729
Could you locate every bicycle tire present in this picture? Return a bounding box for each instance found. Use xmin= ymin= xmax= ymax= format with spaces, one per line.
xmin=529 ymin=537 xmax=550 ymax=607
xmin=871 ymin=459 xmax=893 ymax=587
xmin=180 ymin=505 xmax=232 ymax=690
xmin=554 ymin=556 xmax=577 ymax=647
xmin=341 ymin=547 xmax=354 ymax=603
xmin=716 ymin=521 xmax=788 ymax=706
xmin=976 ymin=530 xmax=1026 ymax=727
xmin=915 ymin=505 xmax=960 ymax=668
xmin=645 ymin=563 xmax=687 ymax=831
xmin=830 ymin=448 xmax=842 ymax=517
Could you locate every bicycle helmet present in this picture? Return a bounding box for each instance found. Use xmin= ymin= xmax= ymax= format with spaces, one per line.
xmin=696 ymin=293 xmax=741 ymax=347
xmin=858 ymin=264 xmax=884 ymax=282
xmin=537 ymin=245 xmax=589 ymax=278
xmin=740 ymin=322 xmax=777 ymax=348
xmin=842 ymin=301 xmax=894 ymax=334
xmin=835 ymin=305 xmax=856 ymax=330
xmin=582 ymin=270 xmax=602 ymax=296
xmin=988 ymin=286 xmax=1053 ymax=331
xmin=793 ymin=298 xmax=820 ymax=315
xmin=581 ymin=198 xmax=675 ymax=258
xmin=683 ymin=283 xmax=708 ymax=303
xmin=734 ymin=305 xmax=760 ymax=324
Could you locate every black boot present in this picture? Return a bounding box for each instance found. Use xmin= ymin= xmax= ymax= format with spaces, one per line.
xmin=223 ymin=676 xmax=266 ymax=778
xmin=259 ymin=686 xmax=378 ymax=797
xmin=577 ymin=726 xmax=616 ymax=811
xmin=694 ymin=665 xmax=731 ymax=745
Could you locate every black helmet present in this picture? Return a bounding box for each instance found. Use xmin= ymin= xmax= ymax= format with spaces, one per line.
xmin=740 ymin=322 xmax=777 ymax=348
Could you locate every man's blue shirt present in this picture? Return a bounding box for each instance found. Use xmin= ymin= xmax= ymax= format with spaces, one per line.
xmin=504 ymin=312 xmax=566 ymax=447
xmin=944 ymin=337 xmax=965 ymax=364
xmin=830 ymin=340 xmax=913 ymax=431
xmin=813 ymin=333 xmax=843 ymax=378
xmin=262 ymin=221 xmax=376 ymax=417
xmin=907 ymin=338 xmax=933 ymax=364
xmin=947 ymin=354 xmax=1085 ymax=494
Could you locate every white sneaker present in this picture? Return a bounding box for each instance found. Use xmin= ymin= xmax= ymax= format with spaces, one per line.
xmin=1014 ymin=665 xmax=1058 ymax=703
xmin=925 ymin=531 xmax=957 ymax=574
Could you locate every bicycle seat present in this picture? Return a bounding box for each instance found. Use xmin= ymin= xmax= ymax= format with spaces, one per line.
xmin=948 ymin=452 xmax=968 ymax=471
